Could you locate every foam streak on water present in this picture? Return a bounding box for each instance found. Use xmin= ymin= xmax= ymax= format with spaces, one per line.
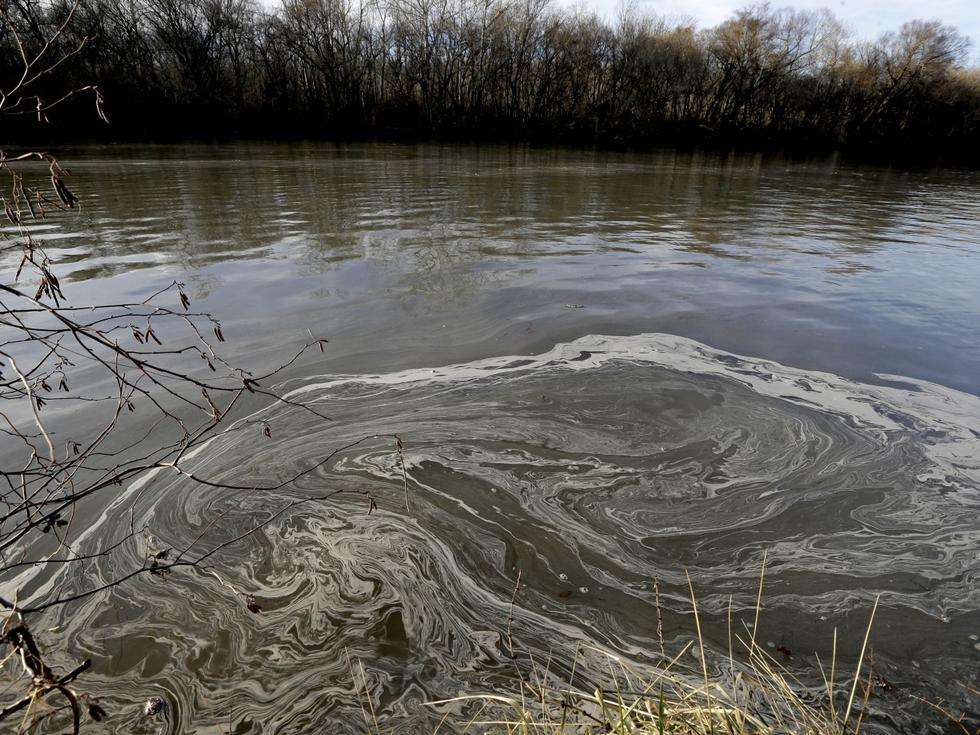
xmin=38 ymin=334 xmax=980 ymax=733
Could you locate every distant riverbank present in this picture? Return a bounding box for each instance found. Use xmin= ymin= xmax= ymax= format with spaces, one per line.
xmin=3 ymin=1 xmax=978 ymax=163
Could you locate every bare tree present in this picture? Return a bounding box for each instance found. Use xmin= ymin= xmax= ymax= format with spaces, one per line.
xmin=8 ymin=0 xmax=974 ymax=149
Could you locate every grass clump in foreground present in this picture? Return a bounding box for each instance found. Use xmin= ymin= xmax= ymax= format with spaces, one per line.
xmin=427 ymin=567 xmax=925 ymax=735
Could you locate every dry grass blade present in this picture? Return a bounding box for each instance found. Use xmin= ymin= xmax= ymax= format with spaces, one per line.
xmin=427 ymin=572 xmax=896 ymax=735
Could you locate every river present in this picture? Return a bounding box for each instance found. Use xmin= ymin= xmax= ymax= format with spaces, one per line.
xmin=4 ymin=142 xmax=979 ymax=733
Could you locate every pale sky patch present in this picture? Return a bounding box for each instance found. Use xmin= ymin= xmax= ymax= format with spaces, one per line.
xmin=256 ymin=0 xmax=979 ymax=63
xmin=558 ymin=0 xmax=980 ymax=61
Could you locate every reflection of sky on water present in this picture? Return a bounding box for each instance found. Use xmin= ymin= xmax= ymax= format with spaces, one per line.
xmin=19 ymin=142 xmax=980 ymax=397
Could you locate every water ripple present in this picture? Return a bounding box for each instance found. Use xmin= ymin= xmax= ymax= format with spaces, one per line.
xmin=28 ymin=333 xmax=979 ymax=732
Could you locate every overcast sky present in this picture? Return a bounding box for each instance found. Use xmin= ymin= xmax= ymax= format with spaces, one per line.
xmin=257 ymin=0 xmax=978 ymax=62
xmin=562 ymin=0 xmax=979 ymax=61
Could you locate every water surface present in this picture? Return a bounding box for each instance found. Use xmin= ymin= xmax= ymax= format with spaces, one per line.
xmin=5 ymin=143 xmax=980 ymax=733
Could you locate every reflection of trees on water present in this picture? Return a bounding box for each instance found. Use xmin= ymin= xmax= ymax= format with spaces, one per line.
xmin=37 ymin=143 xmax=980 ymax=302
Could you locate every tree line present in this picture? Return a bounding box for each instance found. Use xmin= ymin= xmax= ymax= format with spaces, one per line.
xmin=2 ymin=0 xmax=979 ymax=155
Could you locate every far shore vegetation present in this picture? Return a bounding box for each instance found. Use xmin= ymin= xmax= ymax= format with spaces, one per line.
xmin=2 ymin=0 xmax=979 ymax=160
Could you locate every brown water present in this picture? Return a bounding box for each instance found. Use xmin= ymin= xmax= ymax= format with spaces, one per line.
xmin=3 ymin=142 xmax=979 ymax=733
